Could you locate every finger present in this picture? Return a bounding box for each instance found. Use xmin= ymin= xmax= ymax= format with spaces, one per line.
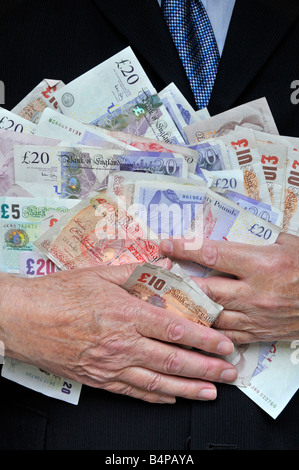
xmin=82 ymin=367 xmax=217 ymax=403
xmin=214 ymin=309 xmax=250 ymax=331
xmin=82 ymin=375 xmax=176 ymax=404
xmin=117 ymin=366 xmax=218 ymax=401
xmin=213 ymin=308 xmax=297 ymax=343
xmin=135 ymin=300 xmax=235 ymax=357
xmin=213 ymin=327 xmax=256 ymax=345
xmin=81 ymin=361 xmax=218 ymax=403
xmin=190 ymin=275 xmax=249 ymax=310
xmin=133 ymin=336 xmax=237 ymax=383
xmin=213 ymin=309 xmax=257 ymax=343
xmin=160 ymin=238 xmax=268 ymax=278
xmin=103 ymin=380 xmax=177 ymax=404
xmin=276 ymin=231 xmax=297 ymax=246
xmin=88 ymin=258 xmax=172 ymax=286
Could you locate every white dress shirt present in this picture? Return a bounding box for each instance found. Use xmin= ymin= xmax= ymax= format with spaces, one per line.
xmin=157 ymin=0 xmax=236 ymax=56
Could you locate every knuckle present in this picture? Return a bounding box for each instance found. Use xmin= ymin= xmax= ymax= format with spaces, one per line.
xmin=102 ymin=336 xmax=124 ymax=356
xmin=265 ymin=256 xmax=283 ymax=275
xmin=197 ymin=278 xmax=214 ymax=299
xmin=82 ymin=363 xmax=118 ymax=384
xmin=166 ymin=321 xmax=185 ymax=342
xmin=163 ymin=351 xmax=184 ymax=375
xmin=278 ymin=248 xmax=295 ymax=268
xmin=99 ymin=369 xmax=118 ymax=383
xmin=198 ymin=357 xmax=215 ymax=380
xmin=198 ymin=323 xmax=213 ymax=344
xmin=119 ymin=383 xmax=135 ymax=397
xmin=121 ymin=302 xmax=138 ymax=322
xmin=201 ymin=242 xmax=218 ymax=266
xmin=255 ymin=294 xmax=279 ymax=311
xmin=261 ymin=248 xmax=292 ymax=276
xmin=144 ymin=372 xmax=162 ymax=392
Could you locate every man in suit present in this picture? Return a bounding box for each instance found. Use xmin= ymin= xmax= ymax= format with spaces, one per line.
xmin=0 ymin=0 xmax=298 ymax=450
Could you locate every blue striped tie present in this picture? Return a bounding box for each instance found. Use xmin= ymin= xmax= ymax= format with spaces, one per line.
xmin=162 ymin=0 xmax=220 ymax=109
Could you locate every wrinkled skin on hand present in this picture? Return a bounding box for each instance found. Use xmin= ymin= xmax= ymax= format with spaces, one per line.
xmin=160 ymin=232 xmax=299 ymax=344
xmin=0 ymin=262 xmax=237 ymax=404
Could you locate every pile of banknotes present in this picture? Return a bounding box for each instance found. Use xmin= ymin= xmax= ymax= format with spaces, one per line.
xmin=1 ymin=47 xmax=298 ymax=417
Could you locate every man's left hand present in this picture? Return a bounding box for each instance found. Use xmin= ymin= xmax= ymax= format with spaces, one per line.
xmin=160 ymin=232 xmax=299 ymax=343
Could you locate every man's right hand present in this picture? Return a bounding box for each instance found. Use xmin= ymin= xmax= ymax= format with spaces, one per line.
xmin=0 ymin=264 xmax=237 ymax=404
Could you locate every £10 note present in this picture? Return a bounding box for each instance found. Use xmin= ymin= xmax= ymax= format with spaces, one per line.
xmin=122 ymin=263 xmax=223 ymax=327
xmin=256 ymin=142 xmax=287 ymax=211
xmin=218 ymin=130 xmax=272 ymax=204
xmin=11 ymin=79 xmax=65 ymax=124
xmin=184 ymin=98 xmax=279 ymax=144
xmin=34 ymin=189 xmax=162 ymax=270
xmin=283 ymin=151 xmax=299 ymax=234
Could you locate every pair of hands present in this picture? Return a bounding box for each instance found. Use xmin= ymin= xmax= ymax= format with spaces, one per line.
xmin=1 ymin=232 xmax=298 ymax=404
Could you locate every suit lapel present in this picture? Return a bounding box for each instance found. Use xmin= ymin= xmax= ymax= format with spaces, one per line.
xmin=92 ymin=0 xmax=197 ymax=107
xmin=209 ymin=0 xmax=299 ymax=114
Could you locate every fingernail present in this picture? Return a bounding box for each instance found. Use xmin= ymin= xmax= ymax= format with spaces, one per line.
xmin=159 ymin=396 xmax=176 ymax=404
xmin=162 ymin=257 xmax=171 ymax=268
xmin=220 ymin=369 xmax=237 ymax=383
xmin=217 ymin=341 xmax=234 ymax=356
xmin=160 ymin=240 xmax=173 ymax=255
xmin=199 ymin=389 xmax=217 ymax=400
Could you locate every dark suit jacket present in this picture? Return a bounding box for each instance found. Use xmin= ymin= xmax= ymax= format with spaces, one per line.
xmin=0 ymin=0 xmax=298 ymax=450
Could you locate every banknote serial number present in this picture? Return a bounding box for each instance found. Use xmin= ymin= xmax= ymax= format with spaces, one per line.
xmin=247 ymin=383 xmax=277 ymax=409
xmin=34 ymin=370 xmax=74 ymax=396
